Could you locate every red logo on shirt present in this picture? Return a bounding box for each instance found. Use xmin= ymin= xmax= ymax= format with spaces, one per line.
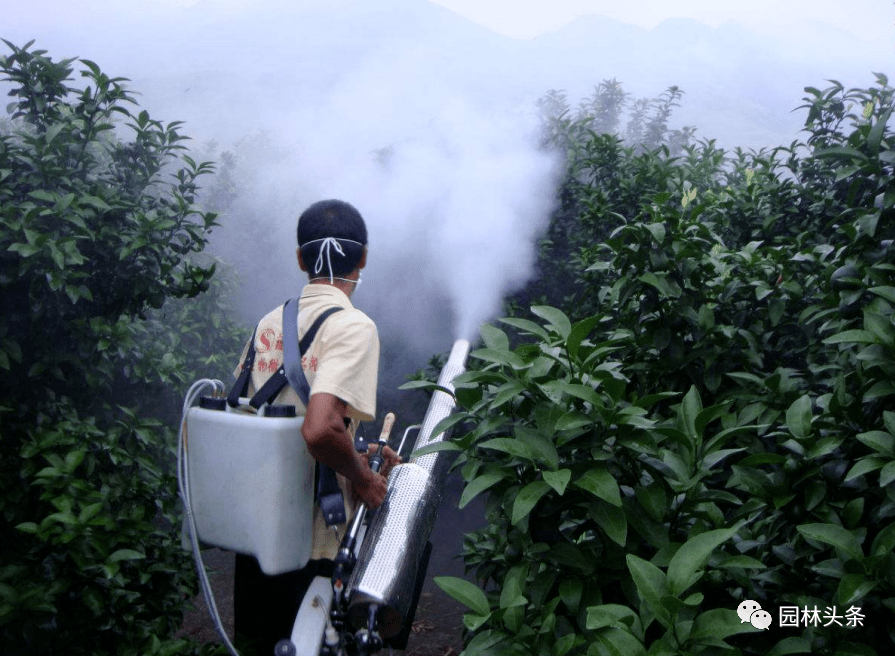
xmin=258 ymin=328 xmax=276 ymax=353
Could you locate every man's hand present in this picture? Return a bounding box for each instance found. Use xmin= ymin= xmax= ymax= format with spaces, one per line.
xmin=361 ymin=443 xmax=401 ymax=477
xmin=302 ymin=393 xmax=400 ymax=509
xmin=352 ymin=466 xmax=390 ymax=508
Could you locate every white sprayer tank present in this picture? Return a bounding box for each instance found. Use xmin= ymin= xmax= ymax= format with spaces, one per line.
xmin=184 ymin=399 xmax=314 ymax=575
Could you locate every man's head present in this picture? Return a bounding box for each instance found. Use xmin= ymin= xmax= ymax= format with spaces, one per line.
xmin=296 ymin=199 xmax=368 ymax=281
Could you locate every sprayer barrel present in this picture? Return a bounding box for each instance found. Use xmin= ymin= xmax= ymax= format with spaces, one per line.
xmin=345 ymin=339 xmax=470 ymax=638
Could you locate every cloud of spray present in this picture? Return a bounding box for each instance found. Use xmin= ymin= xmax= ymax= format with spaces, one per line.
xmin=207 ymin=36 xmax=561 ymax=355
xmin=330 ymin=98 xmax=560 ymax=343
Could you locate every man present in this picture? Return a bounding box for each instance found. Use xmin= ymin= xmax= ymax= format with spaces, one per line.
xmin=232 ymin=199 xmax=398 ymax=655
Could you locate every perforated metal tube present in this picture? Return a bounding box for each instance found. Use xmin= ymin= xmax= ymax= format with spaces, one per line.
xmin=346 ymin=339 xmax=470 ymax=637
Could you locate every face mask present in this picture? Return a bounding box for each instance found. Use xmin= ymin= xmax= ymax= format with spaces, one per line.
xmin=312 ymin=274 xmax=362 ymax=287
xmin=302 ymin=236 xmax=365 ymax=284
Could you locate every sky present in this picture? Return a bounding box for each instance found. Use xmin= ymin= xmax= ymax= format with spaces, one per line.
xmin=3 ymin=0 xmax=894 ymax=363
xmin=427 ymin=0 xmax=894 ymax=40
xmin=8 ymin=0 xmax=895 ymax=42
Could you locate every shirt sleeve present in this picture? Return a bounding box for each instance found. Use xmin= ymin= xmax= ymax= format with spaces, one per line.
xmin=309 ymin=310 xmax=379 ymax=422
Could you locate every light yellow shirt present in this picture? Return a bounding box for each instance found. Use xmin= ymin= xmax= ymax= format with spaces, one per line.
xmin=234 ymin=283 xmax=380 ymax=559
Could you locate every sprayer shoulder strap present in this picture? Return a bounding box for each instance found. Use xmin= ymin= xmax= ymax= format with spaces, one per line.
xmin=269 ymin=299 xmax=348 ymax=527
xmin=248 ymin=300 xmax=343 ymax=409
xmin=227 ymin=327 xmax=259 ymax=408
xmin=229 ymin=299 xmax=347 ymax=526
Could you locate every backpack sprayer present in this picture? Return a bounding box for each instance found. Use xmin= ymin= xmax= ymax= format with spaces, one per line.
xmin=178 ymin=338 xmax=470 ymax=656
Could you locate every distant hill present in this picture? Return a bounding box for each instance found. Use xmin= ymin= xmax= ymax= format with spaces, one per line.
xmin=3 ymin=0 xmax=891 ymax=363
xmin=4 ymin=0 xmax=889 ymax=149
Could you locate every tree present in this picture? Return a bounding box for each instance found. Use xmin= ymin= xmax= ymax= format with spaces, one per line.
xmin=0 ymin=41 xmax=224 ymax=654
xmin=429 ymin=74 xmax=895 ymax=655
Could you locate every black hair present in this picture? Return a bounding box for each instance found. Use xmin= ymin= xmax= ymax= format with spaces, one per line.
xmin=296 ymin=199 xmax=367 ymax=278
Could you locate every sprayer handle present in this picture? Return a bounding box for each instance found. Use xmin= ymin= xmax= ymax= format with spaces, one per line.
xmin=378 ymin=412 xmax=396 ymax=442
xmin=368 ymin=412 xmax=396 ymax=474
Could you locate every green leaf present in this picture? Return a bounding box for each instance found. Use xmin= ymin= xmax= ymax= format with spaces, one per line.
xmin=397 ymin=380 xmax=455 ymax=395
xmin=823 ymin=329 xmax=880 ymax=345
xmin=554 ymin=634 xmax=581 ymax=656
xmin=868 ymin=106 xmax=893 ymax=154
xmin=567 ymin=315 xmax=600 ymax=358
xmin=490 ymin=380 xmax=525 ymax=409
xmin=460 ymin=471 xmax=506 ymax=509
xmin=869 ymin=286 xmax=895 ymax=304
xmin=625 ymin=554 xmax=670 ymax=627
xmin=797 ymin=523 xmax=863 ymax=561
xmin=479 ymin=437 xmax=533 ymax=461
xmin=837 ymin=573 xmax=877 ymax=606
xmin=635 ymin=485 xmax=667 ymax=522
xmin=881 ymin=461 xmax=895 ymax=487
xmin=870 ymin=520 xmax=895 ymax=556
xmin=471 ymin=347 xmax=526 ymax=369
xmin=574 ymin=467 xmax=621 ymax=506
xmin=463 ymin=631 xmax=506 ymax=655
xmin=108 ymin=549 xmax=145 ymax=563
xmin=80 ymin=195 xmax=110 ymax=211
xmin=679 ymin=385 xmax=702 ymax=440
xmin=480 ymin=323 xmax=510 ymax=351
xmin=856 ymin=430 xmax=895 ymax=456
xmin=28 ymin=189 xmax=57 ymax=203
xmin=558 ymin=382 xmax=603 ymax=407
xmin=716 ymin=555 xmax=767 ymax=569
xmin=410 ymin=440 xmax=461 ymax=459
xmin=585 ymin=604 xmax=640 ymax=631
xmin=559 ymin=577 xmax=583 ymax=613
xmin=785 ymin=395 xmax=812 ymax=439
xmin=531 ymin=305 xmax=572 ymax=339
xmin=646 ymin=221 xmax=666 ymax=243
xmin=667 ymin=527 xmax=737 ymax=596
xmin=499 ymin=316 xmax=549 ymax=340
xmin=589 ymin=627 xmax=646 ymax=656
xmin=844 ymin=457 xmax=887 ymax=482
xmin=556 ymin=411 xmax=593 ymax=431
xmin=500 ymin=565 xmax=528 ymax=609
xmin=434 ymin=576 xmax=490 ymax=616
xmin=515 ymin=425 xmax=559 ymax=470
xmin=638 ymin=272 xmax=680 ymax=299
xmin=512 ymin=480 xmax=551 ymax=524
xmin=427 ymin=412 xmax=468 ymax=441
xmin=462 ymin=613 xmax=490 ymax=632
xmin=813 ymin=146 xmax=870 ymax=162
xmin=769 ymin=298 xmax=785 ymax=326
xmin=543 ymin=468 xmax=572 ymax=495
xmin=766 ymin=637 xmax=812 ymax=656
xmin=591 ymin=501 xmax=627 ymax=546
xmin=8 ymin=242 xmax=41 ymax=257
xmin=689 ymin=608 xmax=759 ymax=642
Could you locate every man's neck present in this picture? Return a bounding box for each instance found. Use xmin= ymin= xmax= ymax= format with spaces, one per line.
xmin=308 ymin=277 xmax=357 ymax=299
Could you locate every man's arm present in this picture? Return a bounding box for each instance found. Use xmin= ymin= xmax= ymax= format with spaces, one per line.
xmin=302 ymin=391 xmax=389 ymax=508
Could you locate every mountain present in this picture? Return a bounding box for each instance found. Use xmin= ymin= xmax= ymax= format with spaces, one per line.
xmin=3 ymin=0 xmax=891 ymax=354
xmin=4 ymin=0 xmax=889 ymax=149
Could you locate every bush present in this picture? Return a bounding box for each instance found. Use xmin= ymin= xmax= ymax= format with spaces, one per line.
xmin=429 ymin=75 xmax=895 ymax=655
xmin=0 ymin=41 xmax=237 ymax=654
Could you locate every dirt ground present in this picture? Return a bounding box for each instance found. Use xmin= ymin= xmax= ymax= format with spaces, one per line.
xmin=177 ymin=473 xmax=479 ymax=656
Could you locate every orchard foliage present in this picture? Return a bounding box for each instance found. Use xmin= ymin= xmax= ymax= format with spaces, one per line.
xmin=0 ymin=42 xmax=242 ymax=654
xmin=425 ymin=76 xmax=895 ymax=655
